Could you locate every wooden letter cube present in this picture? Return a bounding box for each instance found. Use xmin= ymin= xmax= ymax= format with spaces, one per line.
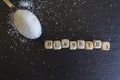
xmin=77 ymin=40 xmax=85 ymax=49
xmin=70 ymin=41 xmax=77 ymax=50
xmin=102 ymin=42 xmax=110 ymax=51
xmin=61 ymin=39 xmax=69 ymax=48
xmin=53 ymin=40 xmax=62 ymax=50
xmin=85 ymin=41 xmax=94 ymax=50
xmin=45 ymin=40 xmax=53 ymax=49
xmin=93 ymin=40 xmax=102 ymax=49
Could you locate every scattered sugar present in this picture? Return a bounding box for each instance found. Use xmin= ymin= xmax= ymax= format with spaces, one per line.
xmin=1 ymin=0 xmax=116 ymax=52
xmin=118 ymin=36 xmax=120 ymax=39
xmin=110 ymin=27 xmax=113 ymax=30
xmin=7 ymin=17 xmax=28 ymax=44
xmin=42 ymin=61 xmax=46 ymax=64
xmin=93 ymin=35 xmax=96 ymax=39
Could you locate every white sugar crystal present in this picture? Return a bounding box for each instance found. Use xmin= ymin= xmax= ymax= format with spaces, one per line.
xmin=13 ymin=9 xmax=42 ymax=39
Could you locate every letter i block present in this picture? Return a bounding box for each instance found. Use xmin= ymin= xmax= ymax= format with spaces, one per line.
xmin=45 ymin=40 xmax=53 ymax=49
xmin=53 ymin=40 xmax=62 ymax=50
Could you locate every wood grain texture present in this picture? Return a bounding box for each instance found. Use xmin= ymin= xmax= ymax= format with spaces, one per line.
xmin=0 ymin=0 xmax=120 ymax=80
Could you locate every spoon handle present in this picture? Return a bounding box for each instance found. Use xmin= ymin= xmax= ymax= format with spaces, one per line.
xmin=3 ymin=0 xmax=15 ymax=9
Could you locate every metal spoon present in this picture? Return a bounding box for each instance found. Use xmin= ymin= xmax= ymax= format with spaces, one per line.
xmin=3 ymin=0 xmax=42 ymax=39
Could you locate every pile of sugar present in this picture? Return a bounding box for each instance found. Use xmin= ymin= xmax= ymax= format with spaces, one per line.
xmin=13 ymin=9 xmax=42 ymax=39
xmin=19 ymin=0 xmax=34 ymax=10
xmin=8 ymin=1 xmax=34 ymax=37
xmin=19 ymin=1 xmax=33 ymax=8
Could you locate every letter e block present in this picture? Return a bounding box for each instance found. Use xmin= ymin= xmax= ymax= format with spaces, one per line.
xmin=77 ymin=40 xmax=85 ymax=49
xmin=70 ymin=41 xmax=77 ymax=50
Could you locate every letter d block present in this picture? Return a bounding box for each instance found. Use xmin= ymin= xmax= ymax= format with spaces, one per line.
xmin=45 ymin=40 xmax=53 ymax=49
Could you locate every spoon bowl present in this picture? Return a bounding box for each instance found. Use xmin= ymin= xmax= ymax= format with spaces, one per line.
xmin=3 ymin=0 xmax=42 ymax=39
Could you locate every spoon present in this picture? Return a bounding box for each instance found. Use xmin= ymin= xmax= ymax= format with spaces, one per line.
xmin=3 ymin=0 xmax=42 ymax=39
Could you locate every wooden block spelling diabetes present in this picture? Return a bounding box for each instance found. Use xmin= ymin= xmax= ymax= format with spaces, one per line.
xmin=70 ymin=41 xmax=77 ymax=50
xmin=61 ymin=39 xmax=69 ymax=48
xmin=85 ymin=41 xmax=94 ymax=50
xmin=45 ymin=40 xmax=110 ymax=51
xmin=101 ymin=42 xmax=110 ymax=51
xmin=77 ymin=40 xmax=85 ymax=49
xmin=45 ymin=40 xmax=53 ymax=49
xmin=53 ymin=40 xmax=62 ymax=50
xmin=93 ymin=40 xmax=102 ymax=49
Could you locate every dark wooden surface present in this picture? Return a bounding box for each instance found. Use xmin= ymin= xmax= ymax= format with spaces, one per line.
xmin=0 ymin=0 xmax=120 ymax=80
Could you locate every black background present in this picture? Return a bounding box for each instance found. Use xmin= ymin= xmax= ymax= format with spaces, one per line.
xmin=0 ymin=0 xmax=120 ymax=80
